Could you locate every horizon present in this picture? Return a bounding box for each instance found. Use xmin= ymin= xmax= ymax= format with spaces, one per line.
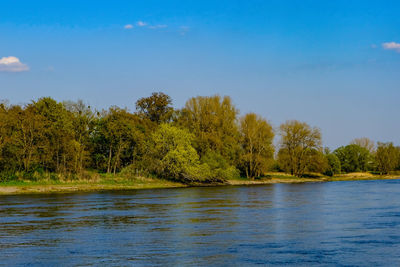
xmin=1 ymin=0 xmax=400 ymax=148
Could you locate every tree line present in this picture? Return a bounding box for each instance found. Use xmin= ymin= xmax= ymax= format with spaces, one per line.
xmin=0 ymin=92 xmax=399 ymax=183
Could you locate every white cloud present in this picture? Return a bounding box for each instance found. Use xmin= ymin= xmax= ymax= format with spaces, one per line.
xmin=382 ymin=42 xmax=400 ymax=52
xmin=124 ymin=24 xmax=133 ymax=29
xmin=137 ymin=21 xmax=147 ymax=27
xmin=179 ymin=26 xmax=190 ymax=35
xmin=0 ymin=56 xmax=29 ymax=72
xmin=148 ymin=24 xmax=167 ymax=29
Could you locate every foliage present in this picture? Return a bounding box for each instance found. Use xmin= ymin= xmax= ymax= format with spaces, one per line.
xmin=201 ymin=150 xmax=240 ymax=180
xmin=145 ymin=124 xmax=202 ymax=182
xmin=324 ymin=152 xmax=341 ymax=176
xmin=92 ymin=107 xmax=147 ymax=174
xmin=135 ymin=92 xmax=173 ymax=124
xmin=375 ymin=142 xmax=399 ymax=174
xmin=277 ymin=120 xmax=322 ymax=177
xmin=239 ymin=113 xmax=274 ymax=179
xmin=334 ymin=144 xmax=371 ymax=173
xmin=1 ymin=93 xmax=399 ymax=183
xmin=177 ymin=95 xmax=240 ymax=163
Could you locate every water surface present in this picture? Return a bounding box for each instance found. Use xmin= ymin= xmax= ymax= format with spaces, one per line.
xmin=1 ymin=179 xmax=400 ymax=266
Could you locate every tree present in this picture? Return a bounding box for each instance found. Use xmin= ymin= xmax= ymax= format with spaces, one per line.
xmin=351 ymin=137 xmax=375 ymax=154
xmin=146 ymin=124 xmax=201 ymax=181
xmin=396 ymin=147 xmax=400 ymax=171
xmin=239 ymin=113 xmax=274 ymax=179
xmin=375 ymin=142 xmax=398 ymax=174
xmin=64 ymin=100 xmax=96 ymax=174
xmin=177 ymin=95 xmax=240 ymax=163
xmin=277 ymin=120 xmax=322 ymax=177
xmin=93 ymin=107 xmax=145 ymax=174
xmin=0 ymin=103 xmax=8 ymax=168
xmin=334 ymin=144 xmax=370 ymax=173
xmin=32 ymin=97 xmax=75 ymax=174
xmin=323 ymin=150 xmax=341 ymax=176
xmin=135 ymin=92 xmax=174 ymax=124
xmin=12 ymin=105 xmax=47 ymax=172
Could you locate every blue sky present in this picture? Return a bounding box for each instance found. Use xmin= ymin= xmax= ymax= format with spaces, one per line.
xmin=1 ymin=0 xmax=400 ymax=148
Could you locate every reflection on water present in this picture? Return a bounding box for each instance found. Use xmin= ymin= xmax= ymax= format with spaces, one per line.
xmin=1 ymin=180 xmax=400 ymax=266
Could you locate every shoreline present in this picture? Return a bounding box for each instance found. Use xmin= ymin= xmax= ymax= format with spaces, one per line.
xmin=0 ymin=174 xmax=399 ymax=195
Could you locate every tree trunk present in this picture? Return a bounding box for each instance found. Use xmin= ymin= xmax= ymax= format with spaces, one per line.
xmin=107 ymin=144 xmax=112 ymax=173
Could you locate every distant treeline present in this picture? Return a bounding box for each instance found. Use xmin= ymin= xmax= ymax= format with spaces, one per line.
xmin=0 ymin=93 xmax=399 ymax=183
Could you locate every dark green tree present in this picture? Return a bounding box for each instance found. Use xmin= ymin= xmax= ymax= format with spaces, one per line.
xmin=135 ymin=92 xmax=174 ymax=124
xmin=334 ymin=144 xmax=371 ymax=173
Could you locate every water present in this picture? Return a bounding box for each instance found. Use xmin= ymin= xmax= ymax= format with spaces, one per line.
xmin=1 ymin=179 xmax=400 ymax=266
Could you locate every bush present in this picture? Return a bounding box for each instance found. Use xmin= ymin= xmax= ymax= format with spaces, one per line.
xmin=0 ymin=171 xmax=18 ymax=183
xmin=200 ymin=150 xmax=240 ymax=180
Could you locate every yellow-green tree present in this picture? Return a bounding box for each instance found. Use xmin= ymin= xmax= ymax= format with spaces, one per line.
xmin=147 ymin=124 xmax=202 ymax=181
xmin=375 ymin=142 xmax=398 ymax=174
xmin=64 ymin=100 xmax=96 ymax=174
xmin=33 ymin=97 xmax=75 ymax=174
xmin=278 ymin=120 xmax=322 ymax=177
xmin=239 ymin=113 xmax=274 ymax=179
xmin=177 ymin=95 xmax=240 ymax=163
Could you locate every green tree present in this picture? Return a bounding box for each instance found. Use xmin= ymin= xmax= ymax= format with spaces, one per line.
xmin=375 ymin=142 xmax=398 ymax=174
xmin=135 ymin=92 xmax=174 ymax=124
xmin=93 ymin=107 xmax=145 ymax=174
xmin=239 ymin=113 xmax=274 ymax=179
xmin=323 ymin=151 xmax=341 ymax=176
xmin=200 ymin=150 xmax=240 ymax=180
xmin=277 ymin=120 xmax=322 ymax=177
xmin=0 ymin=103 xmax=8 ymax=169
xmin=12 ymin=105 xmax=47 ymax=172
xmin=64 ymin=100 xmax=96 ymax=174
xmin=177 ymin=95 xmax=240 ymax=163
xmin=146 ymin=124 xmax=203 ymax=181
xmin=334 ymin=144 xmax=370 ymax=173
xmin=33 ymin=97 xmax=75 ymax=174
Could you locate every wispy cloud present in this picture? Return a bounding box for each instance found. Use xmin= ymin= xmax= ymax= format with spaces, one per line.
xmin=148 ymin=24 xmax=168 ymax=29
xmin=137 ymin=21 xmax=147 ymax=27
xmin=382 ymin=42 xmax=400 ymax=53
xmin=124 ymin=24 xmax=133 ymax=29
xmin=0 ymin=56 xmax=29 ymax=72
xmin=179 ymin=26 xmax=190 ymax=35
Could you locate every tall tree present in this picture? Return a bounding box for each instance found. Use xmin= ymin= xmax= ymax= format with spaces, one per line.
xmin=239 ymin=113 xmax=274 ymax=179
xmin=135 ymin=92 xmax=174 ymax=124
xmin=277 ymin=120 xmax=322 ymax=177
xmin=64 ymin=100 xmax=96 ymax=174
xmin=33 ymin=97 xmax=75 ymax=173
xmin=93 ymin=107 xmax=145 ymax=174
xmin=375 ymin=142 xmax=398 ymax=174
xmin=177 ymin=95 xmax=240 ymax=163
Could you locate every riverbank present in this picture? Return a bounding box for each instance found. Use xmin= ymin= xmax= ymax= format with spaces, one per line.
xmin=0 ymin=172 xmax=399 ymax=195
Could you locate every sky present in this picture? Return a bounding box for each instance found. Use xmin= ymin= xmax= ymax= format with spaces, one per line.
xmin=1 ymin=0 xmax=400 ymax=149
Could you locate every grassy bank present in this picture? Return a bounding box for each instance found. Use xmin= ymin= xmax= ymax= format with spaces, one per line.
xmin=0 ymin=172 xmax=399 ymax=195
xmin=0 ymin=175 xmax=186 ymax=195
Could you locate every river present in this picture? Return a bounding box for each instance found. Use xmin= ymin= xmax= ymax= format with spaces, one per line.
xmin=1 ymin=179 xmax=400 ymax=266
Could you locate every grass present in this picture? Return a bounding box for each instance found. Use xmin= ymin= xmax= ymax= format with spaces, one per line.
xmin=0 ymin=173 xmax=186 ymax=195
xmin=0 ymin=171 xmax=399 ymax=195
